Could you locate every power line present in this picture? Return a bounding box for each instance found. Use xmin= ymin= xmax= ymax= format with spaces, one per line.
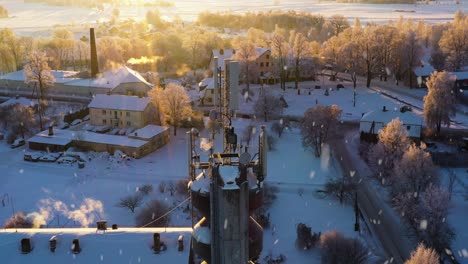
xmin=139 ymin=197 xmax=191 ymax=228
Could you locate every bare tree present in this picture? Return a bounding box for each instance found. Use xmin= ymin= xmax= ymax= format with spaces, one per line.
xmin=233 ymin=36 xmax=258 ymax=91
xmin=320 ymin=230 xmax=368 ymax=264
xmin=301 ymin=105 xmax=342 ymax=157
xmin=136 ymin=199 xmax=170 ymax=227
xmin=290 ymin=31 xmax=310 ymax=89
xmin=24 ymin=50 xmax=55 ymax=130
xmin=6 ymin=104 xmax=36 ymax=139
xmin=393 ymin=144 xmax=438 ymax=195
xmin=254 ymin=90 xmax=283 ymax=122
xmin=327 ymin=14 xmax=350 ymax=36
xmin=116 ymin=194 xmax=143 ymax=213
xmin=401 ymin=30 xmax=423 ymax=88
xmin=159 ymin=83 xmax=192 ymax=136
xmin=423 ymin=71 xmax=456 ymax=134
xmin=405 ymin=243 xmax=439 ymax=264
xmin=271 ymin=26 xmax=289 ymax=91
xmin=368 ymin=118 xmax=410 ymax=180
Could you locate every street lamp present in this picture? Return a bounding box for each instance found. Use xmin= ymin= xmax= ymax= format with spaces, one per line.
xmin=283 ymin=65 xmax=288 ymax=91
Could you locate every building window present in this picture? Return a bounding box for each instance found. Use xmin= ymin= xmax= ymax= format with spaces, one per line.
xmin=103 ymin=119 xmax=107 ymax=125
xmin=260 ymin=72 xmax=264 ymax=76
xmin=266 ymin=54 xmax=270 ymax=59
xmin=207 ymin=98 xmax=212 ymax=103
xmin=260 ymin=62 xmax=264 ymax=67
xmin=102 ymin=110 xmax=106 ymax=115
xmin=266 ymin=62 xmax=269 ymax=67
xmin=120 ymin=121 xmax=123 ymax=125
xmin=407 ymin=125 xmax=411 ymax=130
xmin=126 ymin=112 xmax=130 ymax=117
xmin=120 ymin=112 xmax=122 ymax=116
xmin=126 ymin=121 xmax=131 ymax=126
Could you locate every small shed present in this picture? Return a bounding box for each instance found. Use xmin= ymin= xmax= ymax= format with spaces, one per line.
xmin=28 ymin=128 xmax=73 ymax=152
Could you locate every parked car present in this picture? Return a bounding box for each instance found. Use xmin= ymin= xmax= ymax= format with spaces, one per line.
xmin=57 ymin=156 xmax=77 ymax=164
xmin=39 ymin=152 xmax=63 ymax=162
xmin=24 ymin=152 xmax=43 ymax=162
xmin=71 ymin=119 xmax=82 ymax=126
xmin=11 ymin=138 xmax=25 ymax=148
xmin=83 ymin=115 xmax=90 ymax=121
xmin=58 ymin=122 xmax=70 ymax=129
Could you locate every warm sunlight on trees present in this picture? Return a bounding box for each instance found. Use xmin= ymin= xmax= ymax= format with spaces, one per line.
xmin=159 ymin=83 xmax=192 ymax=136
xmin=423 ymin=71 xmax=456 ymax=134
xmin=24 ymin=50 xmax=55 ymax=130
xmin=405 ymin=243 xmax=439 ymax=264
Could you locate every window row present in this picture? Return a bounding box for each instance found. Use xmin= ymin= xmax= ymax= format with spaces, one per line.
xmin=101 ymin=110 xmax=131 ymax=117
xmin=102 ymin=119 xmax=131 ymax=126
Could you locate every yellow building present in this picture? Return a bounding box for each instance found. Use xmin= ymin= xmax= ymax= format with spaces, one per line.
xmin=88 ymin=94 xmax=154 ymax=129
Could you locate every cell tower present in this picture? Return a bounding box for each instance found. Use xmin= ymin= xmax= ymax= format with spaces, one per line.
xmin=187 ymin=58 xmax=267 ymax=264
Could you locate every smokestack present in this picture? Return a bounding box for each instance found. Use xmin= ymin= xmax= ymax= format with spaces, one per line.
xmin=90 ymin=28 xmax=99 ymax=78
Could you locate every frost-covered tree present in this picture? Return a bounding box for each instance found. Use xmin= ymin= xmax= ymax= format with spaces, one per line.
xmin=6 ymin=104 xmax=36 ymax=139
xmin=405 ymin=243 xmax=439 ymax=264
xmin=423 ymin=71 xmax=456 ymax=134
xmin=368 ymin=118 xmax=410 ymax=180
xmin=24 ymin=50 xmax=55 ymax=131
xmin=439 ymin=11 xmax=468 ymax=71
xmin=135 ymin=199 xmax=170 ymax=227
xmin=301 ymin=105 xmax=342 ymax=157
xmin=419 ymin=185 xmax=454 ymax=253
xmin=320 ymin=230 xmax=368 ymax=264
xmin=393 ymin=144 xmax=438 ymax=195
xmin=290 ymin=31 xmax=310 ymax=89
xmin=254 ymin=90 xmax=283 ymax=122
xmin=159 ymin=83 xmax=192 ymax=136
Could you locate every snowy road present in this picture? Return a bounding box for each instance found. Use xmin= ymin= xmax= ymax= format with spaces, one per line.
xmin=329 ymin=126 xmax=414 ymax=263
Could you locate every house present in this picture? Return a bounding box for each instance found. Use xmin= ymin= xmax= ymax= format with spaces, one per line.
xmin=360 ymin=106 xmax=422 ymax=142
xmin=28 ymin=125 xmax=169 ymax=158
xmin=413 ymin=54 xmax=436 ymax=88
xmin=0 ymin=96 xmax=37 ymax=108
xmin=210 ymin=48 xmax=278 ymax=85
xmin=88 ymin=94 xmax=155 ymax=129
xmin=452 ymin=71 xmax=468 ymax=105
xmin=0 ymin=66 xmax=153 ymax=99
xmin=197 ymin=77 xmax=219 ymax=106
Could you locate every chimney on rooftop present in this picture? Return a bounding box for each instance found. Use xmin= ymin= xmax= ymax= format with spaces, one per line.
xmin=90 ymin=28 xmax=99 ymax=78
xmin=382 ymin=106 xmax=387 ymax=112
xmin=48 ymin=126 xmax=54 ymax=136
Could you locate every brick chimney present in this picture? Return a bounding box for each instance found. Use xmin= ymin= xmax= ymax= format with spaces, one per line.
xmin=90 ymin=28 xmax=99 ymax=78
xmin=48 ymin=126 xmax=53 ymax=136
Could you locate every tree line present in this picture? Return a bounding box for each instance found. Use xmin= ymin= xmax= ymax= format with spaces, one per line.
xmin=0 ymin=10 xmax=465 ymax=87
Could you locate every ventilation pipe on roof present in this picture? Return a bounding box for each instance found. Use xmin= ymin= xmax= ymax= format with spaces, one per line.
xmin=219 ymin=49 xmax=224 ymax=55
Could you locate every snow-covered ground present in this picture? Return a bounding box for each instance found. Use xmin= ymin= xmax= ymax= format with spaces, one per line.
xmin=441 ymin=167 xmax=468 ymax=262
xmin=0 ymin=0 xmax=465 ymax=36
xmin=0 ymin=116 xmax=374 ymax=263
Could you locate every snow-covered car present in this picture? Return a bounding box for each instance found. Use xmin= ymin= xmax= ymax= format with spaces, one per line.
xmin=11 ymin=138 xmax=25 ymax=148
xmin=57 ymin=156 xmax=77 ymax=164
xmin=39 ymin=152 xmax=63 ymax=162
xmin=24 ymin=152 xmax=43 ymax=162
xmin=70 ymin=119 xmax=82 ymax=126
xmin=83 ymin=115 xmax=90 ymax=121
xmin=58 ymin=122 xmax=70 ymax=129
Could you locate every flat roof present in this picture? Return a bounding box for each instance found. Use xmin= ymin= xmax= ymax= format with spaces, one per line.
xmin=130 ymin=125 xmax=168 ymax=139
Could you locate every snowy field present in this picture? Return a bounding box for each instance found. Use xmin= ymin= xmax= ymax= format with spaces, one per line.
xmin=0 ymin=0 xmax=466 ymax=36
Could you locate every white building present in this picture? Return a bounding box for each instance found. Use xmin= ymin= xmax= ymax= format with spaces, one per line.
xmin=360 ymin=106 xmax=422 ymax=140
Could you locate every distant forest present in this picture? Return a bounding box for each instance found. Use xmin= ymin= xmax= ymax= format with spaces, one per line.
xmin=198 ymin=11 xmax=326 ymax=32
xmin=23 ymin=0 xmax=173 ymax=8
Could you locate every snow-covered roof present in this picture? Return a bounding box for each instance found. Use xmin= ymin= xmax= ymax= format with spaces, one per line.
xmin=0 ymin=69 xmax=78 ymax=84
xmin=88 ymin=94 xmax=150 ymax=112
xmin=0 ymin=97 xmax=37 ymax=108
xmin=212 ymin=47 xmax=270 ymax=71
xmin=361 ymin=109 xmax=422 ymax=125
xmin=452 ymin=71 xmax=468 ymax=80
xmin=29 ymin=128 xmax=149 ymax=148
xmin=0 ymin=228 xmax=191 ymax=264
xmin=63 ymin=66 xmax=152 ymax=89
xmin=413 ymin=65 xmax=435 ymax=77
xmin=129 ymin=125 xmax=168 ymax=140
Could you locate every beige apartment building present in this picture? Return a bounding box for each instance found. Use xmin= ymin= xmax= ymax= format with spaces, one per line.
xmin=88 ymin=94 xmax=154 ymax=129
